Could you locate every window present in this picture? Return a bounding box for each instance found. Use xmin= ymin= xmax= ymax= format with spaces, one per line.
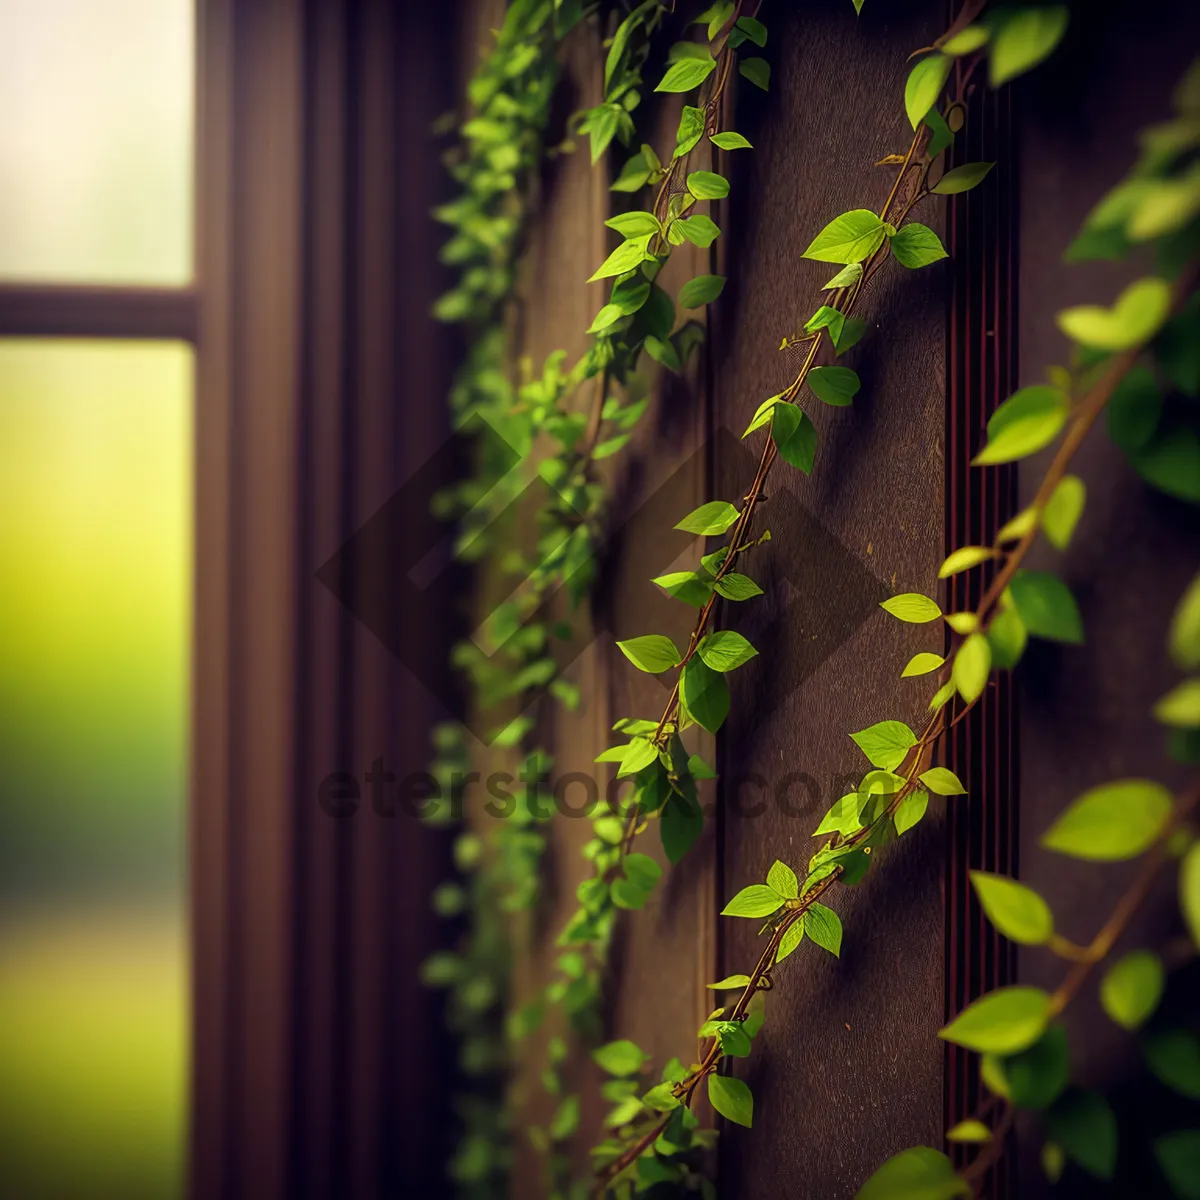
xmin=0 ymin=3 xmax=195 ymax=1196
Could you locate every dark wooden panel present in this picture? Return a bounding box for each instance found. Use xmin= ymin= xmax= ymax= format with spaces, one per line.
xmin=1013 ymin=2 xmax=1200 ymax=1196
xmin=943 ymin=72 xmax=1019 ymax=1198
xmin=711 ymin=2 xmax=949 ymax=1195
xmin=0 ymin=285 xmax=198 ymax=340
xmin=192 ymin=3 xmax=459 ymax=1197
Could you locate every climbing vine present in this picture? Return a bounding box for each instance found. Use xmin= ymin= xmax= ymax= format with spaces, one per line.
xmin=421 ymin=1 xmax=1200 ymax=1198
xmin=423 ymin=1 xmax=771 ymax=1193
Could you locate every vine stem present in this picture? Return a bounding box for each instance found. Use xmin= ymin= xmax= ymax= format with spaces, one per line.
xmin=616 ymin=117 xmax=934 ymax=857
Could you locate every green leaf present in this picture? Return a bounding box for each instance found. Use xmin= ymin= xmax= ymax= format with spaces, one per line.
xmin=902 ymin=652 xmax=945 ymax=677
xmin=939 ymin=545 xmax=995 ymax=578
xmin=924 ymin=107 xmax=954 ymax=158
xmin=641 ymin=1083 xmax=680 ymax=1113
xmin=656 ymin=56 xmax=716 ymax=93
xmin=804 ymin=304 xmax=844 ymax=336
xmin=687 ymin=170 xmax=729 ymax=200
xmin=1157 ymin=293 xmax=1200 ymax=396
xmin=803 ymin=209 xmax=888 ymax=264
xmin=660 ymin=790 xmax=703 ymax=863
xmin=611 ymin=275 xmax=652 ymax=314
xmin=941 ymin=25 xmax=989 ymax=55
xmin=990 ymin=6 xmax=1069 ymax=87
xmin=1010 ymin=570 xmax=1083 ymax=644
xmin=946 ymin=1119 xmax=992 ymax=1143
xmin=645 ymin=333 xmax=682 ymax=373
xmin=1042 ymin=475 xmax=1085 ymax=550
xmin=707 ymin=974 xmax=752 ymax=990
xmin=617 ymin=634 xmax=681 ymax=673
xmin=1100 ymin=950 xmax=1164 ymax=1031
xmin=767 ymin=860 xmax=798 ymax=899
xmin=808 ymin=365 xmax=861 ymax=406
xmin=895 ymin=788 xmax=930 ymax=835
xmin=588 ymin=235 xmax=653 ymax=282
xmin=804 ymin=903 xmax=844 ymax=958
xmin=593 ymin=1039 xmax=648 ymax=1076
xmin=717 ymin=1022 xmax=752 ymax=1058
xmin=945 ymin=612 xmax=978 ymax=635
xmin=1155 ymin=1130 xmax=1200 ymax=1200
xmin=675 ymin=213 xmax=721 ymax=248
xmin=1130 ymin=425 xmax=1200 ymax=503
xmin=722 ymin=883 xmax=782 ymax=918
xmin=735 ymin=15 xmax=767 ymax=46
xmin=822 ymin=262 xmax=864 ymax=290
xmin=856 ymin=1147 xmax=968 ymax=1200
xmin=742 ymin=393 xmax=784 ymax=437
xmin=905 ymin=53 xmax=953 ymax=128
xmin=1057 ymin=276 xmax=1173 ymax=351
xmin=688 ymin=753 xmax=717 ymax=780
xmin=549 ymin=1093 xmax=580 ymax=1140
xmin=698 ymin=629 xmax=758 ymax=672
xmin=674 ymin=104 xmax=705 ymax=158
xmin=974 ymin=385 xmax=1069 ymax=465
xmin=997 ymin=507 xmax=1038 ymax=543
xmin=623 ymin=852 xmax=662 ymax=892
xmin=890 ymin=222 xmax=949 ymax=268
xmin=611 ymin=877 xmax=649 ymax=909
xmin=938 ymin=986 xmax=1052 ymax=1055
xmin=1107 ymin=364 xmax=1163 ymax=456
xmin=814 ymin=792 xmax=865 ymax=838
xmin=834 ymin=315 xmax=868 ymax=355
xmin=605 ymin=211 xmax=661 ymax=238
xmin=1182 ymin=842 xmax=1200 ymax=949
xmin=604 ymin=5 xmax=642 ymax=90
xmin=611 ymin=150 xmax=652 ymax=193
xmin=881 ymin=593 xmax=943 ymax=623
xmin=678 ymin=274 xmax=726 ymax=309
xmin=920 ymin=767 xmax=966 ymax=795
xmin=776 ymin=918 xmax=805 ymax=962
xmin=707 ymin=1074 xmax=753 ymax=1127
xmin=619 ymin=738 xmax=660 ymax=778
xmin=1146 ymin=1028 xmax=1200 ymax=1099
xmin=970 ymin=871 xmax=1053 ymax=945
xmin=850 ymin=719 xmax=917 ymax=771
xmin=1170 ymin=573 xmax=1200 ymax=670
xmin=1005 ymin=1024 xmax=1070 ymax=1110
xmin=770 ymin=403 xmax=817 ymax=473
xmin=675 ymin=500 xmax=739 ymax=535
xmin=933 ymin=161 xmax=995 ymax=194
xmin=711 ymin=131 xmax=752 ymax=150
xmin=681 ymin=658 xmax=730 ymax=733
xmin=1156 ymin=679 xmax=1200 ymax=727
xmin=739 ymin=57 xmax=770 ymax=91
xmin=953 ymin=632 xmax=991 ymax=703
xmin=652 ymin=570 xmax=712 ymax=608
xmin=1041 ymin=778 xmax=1172 ymax=861
xmin=1045 ymin=1088 xmax=1117 ymax=1181
xmin=588 ymin=303 xmax=626 ymax=334
xmin=715 ymin=573 xmax=763 ymax=601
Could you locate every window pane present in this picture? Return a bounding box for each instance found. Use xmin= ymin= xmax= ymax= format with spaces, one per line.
xmin=0 ymin=1 xmax=194 ymax=285
xmin=0 ymin=340 xmax=192 ymax=1198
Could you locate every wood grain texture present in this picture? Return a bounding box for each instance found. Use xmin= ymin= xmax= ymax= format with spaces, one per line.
xmin=1011 ymin=3 xmax=1200 ymax=1195
xmin=710 ymin=3 xmax=949 ymax=1195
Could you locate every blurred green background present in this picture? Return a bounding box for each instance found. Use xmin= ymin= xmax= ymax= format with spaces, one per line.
xmin=0 ymin=0 xmax=194 ymax=1195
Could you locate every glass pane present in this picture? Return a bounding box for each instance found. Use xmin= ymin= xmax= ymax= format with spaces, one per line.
xmin=0 ymin=1 xmax=194 ymax=284
xmin=0 ymin=340 xmax=192 ymax=1198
